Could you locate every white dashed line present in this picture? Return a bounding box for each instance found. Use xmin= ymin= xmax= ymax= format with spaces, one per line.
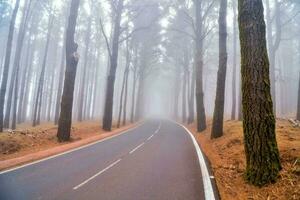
xmin=129 ymin=143 xmax=145 ymax=154
xmin=73 ymin=159 xmax=122 ymax=190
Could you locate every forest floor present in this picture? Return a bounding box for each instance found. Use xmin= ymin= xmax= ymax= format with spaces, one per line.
xmin=0 ymin=121 xmax=135 ymax=170
xmin=187 ymin=119 xmax=300 ymax=200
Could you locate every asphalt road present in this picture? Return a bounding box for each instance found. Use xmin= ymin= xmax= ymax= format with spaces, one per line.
xmin=0 ymin=119 xmax=217 ymax=200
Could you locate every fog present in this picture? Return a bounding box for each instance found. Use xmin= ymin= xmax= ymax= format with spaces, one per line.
xmin=0 ymin=0 xmax=299 ymax=131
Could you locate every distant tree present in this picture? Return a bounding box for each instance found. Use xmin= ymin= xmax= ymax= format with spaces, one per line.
xmin=32 ymin=12 xmax=54 ymax=127
xmin=231 ymin=0 xmax=238 ymax=120
xmin=194 ymin=0 xmax=207 ymax=132
xmin=266 ymin=0 xmax=282 ymax=114
xmin=238 ymin=0 xmax=281 ymax=186
xmin=0 ymin=0 xmax=21 ymax=132
xmin=4 ymin=0 xmax=32 ymax=128
xmin=57 ymin=0 xmax=80 ymax=142
xmin=211 ymin=0 xmax=228 ymax=139
xmin=77 ymin=16 xmax=92 ymax=122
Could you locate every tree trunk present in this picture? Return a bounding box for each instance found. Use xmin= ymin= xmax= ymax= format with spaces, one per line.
xmin=182 ymin=51 xmax=189 ymax=123
xmin=17 ymin=38 xmax=31 ymax=123
xmin=117 ymin=68 xmax=127 ymax=128
xmin=297 ymin=71 xmax=300 ymax=120
xmin=102 ymin=0 xmax=124 ymax=131
xmin=238 ymin=0 xmax=281 ymax=186
xmin=130 ymin=69 xmax=137 ymax=123
xmin=57 ymin=0 xmax=80 ymax=142
xmin=231 ymin=0 xmax=237 ymax=120
xmin=266 ymin=0 xmax=281 ymax=115
xmin=4 ymin=0 xmax=31 ymax=128
xmin=211 ymin=0 xmax=228 ymax=139
xmin=188 ymin=64 xmax=195 ymax=124
xmin=77 ymin=17 xmax=91 ymax=122
xmin=194 ymin=0 xmax=206 ymax=132
xmin=33 ymin=15 xmax=54 ymax=126
xmin=0 ymin=0 xmax=20 ymax=132
xmin=122 ymin=68 xmax=129 ymax=126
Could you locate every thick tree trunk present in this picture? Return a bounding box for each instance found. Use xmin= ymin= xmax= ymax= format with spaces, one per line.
xmin=194 ymin=0 xmax=206 ymax=132
xmin=102 ymin=0 xmax=124 ymax=131
xmin=231 ymin=0 xmax=237 ymax=120
xmin=0 ymin=0 xmax=20 ymax=132
xmin=211 ymin=0 xmax=228 ymax=139
xmin=238 ymin=0 xmax=281 ymax=186
xmin=57 ymin=0 xmax=80 ymax=142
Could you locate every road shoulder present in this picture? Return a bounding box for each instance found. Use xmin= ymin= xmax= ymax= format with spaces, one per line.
xmin=0 ymin=123 xmax=138 ymax=172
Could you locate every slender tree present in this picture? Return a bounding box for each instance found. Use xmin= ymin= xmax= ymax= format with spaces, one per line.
xmin=194 ymin=0 xmax=206 ymax=132
xmin=57 ymin=0 xmax=80 ymax=142
xmin=211 ymin=0 xmax=228 ymax=139
xmin=238 ymin=0 xmax=281 ymax=186
xmin=102 ymin=0 xmax=124 ymax=131
xmin=77 ymin=16 xmax=91 ymax=122
xmin=0 ymin=0 xmax=21 ymax=132
xmin=231 ymin=0 xmax=237 ymax=120
xmin=33 ymin=13 xmax=54 ymax=126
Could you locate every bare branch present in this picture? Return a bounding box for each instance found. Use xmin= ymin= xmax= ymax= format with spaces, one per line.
xmin=99 ymin=16 xmax=112 ymax=59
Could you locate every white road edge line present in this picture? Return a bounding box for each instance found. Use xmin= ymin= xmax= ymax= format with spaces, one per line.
xmin=0 ymin=123 xmax=144 ymax=175
xmin=147 ymin=134 xmax=154 ymax=141
xmin=176 ymin=122 xmax=216 ymax=200
xmin=129 ymin=142 xmax=145 ymax=154
xmin=154 ymin=122 xmax=161 ymax=134
xmin=73 ymin=159 xmax=122 ymax=190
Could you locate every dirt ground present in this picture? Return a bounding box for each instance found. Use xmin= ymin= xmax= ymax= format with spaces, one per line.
xmin=0 ymin=121 xmax=132 ymax=162
xmin=187 ymin=119 xmax=300 ymax=200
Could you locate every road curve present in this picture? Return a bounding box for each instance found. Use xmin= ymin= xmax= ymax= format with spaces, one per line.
xmin=0 ymin=119 xmax=217 ymax=200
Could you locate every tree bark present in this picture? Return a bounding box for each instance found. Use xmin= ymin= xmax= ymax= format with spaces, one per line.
xmin=0 ymin=0 xmax=20 ymax=132
xmin=238 ymin=0 xmax=281 ymax=186
xmin=102 ymin=0 xmax=124 ymax=131
xmin=57 ymin=0 xmax=80 ymax=142
xmin=211 ymin=0 xmax=228 ymax=139
xmin=194 ymin=0 xmax=206 ymax=131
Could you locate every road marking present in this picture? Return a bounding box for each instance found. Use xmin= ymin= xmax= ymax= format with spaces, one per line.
xmin=147 ymin=134 xmax=154 ymax=141
xmin=176 ymin=122 xmax=216 ymax=200
xmin=73 ymin=159 xmax=122 ymax=190
xmin=129 ymin=142 xmax=145 ymax=154
xmin=0 ymin=123 xmax=144 ymax=175
xmin=154 ymin=122 xmax=161 ymax=134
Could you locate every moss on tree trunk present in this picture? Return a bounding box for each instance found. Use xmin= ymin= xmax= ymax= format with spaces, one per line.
xmin=238 ymin=0 xmax=281 ymax=186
